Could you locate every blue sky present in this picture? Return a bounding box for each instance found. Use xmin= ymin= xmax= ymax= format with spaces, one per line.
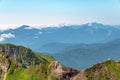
xmin=0 ymin=0 xmax=120 ymax=26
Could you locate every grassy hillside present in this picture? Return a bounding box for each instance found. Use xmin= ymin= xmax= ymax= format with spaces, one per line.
xmin=2 ymin=43 xmax=120 ymax=80
xmin=72 ymin=60 xmax=120 ymax=80
xmin=0 ymin=43 xmax=56 ymax=80
xmin=6 ymin=62 xmax=51 ymax=80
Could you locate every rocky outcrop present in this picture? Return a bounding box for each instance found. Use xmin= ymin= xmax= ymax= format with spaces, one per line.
xmin=50 ymin=61 xmax=79 ymax=80
xmin=49 ymin=60 xmax=120 ymax=80
xmin=72 ymin=60 xmax=120 ymax=80
xmin=0 ymin=44 xmax=28 ymax=56
xmin=0 ymin=44 xmax=41 ymax=66
xmin=0 ymin=43 xmax=56 ymax=80
xmin=0 ymin=52 xmax=10 ymax=79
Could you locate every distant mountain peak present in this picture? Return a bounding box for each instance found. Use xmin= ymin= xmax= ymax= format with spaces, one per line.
xmin=88 ymin=22 xmax=103 ymax=26
xmin=86 ymin=22 xmax=111 ymax=29
xmin=18 ymin=25 xmax=30 ymax=29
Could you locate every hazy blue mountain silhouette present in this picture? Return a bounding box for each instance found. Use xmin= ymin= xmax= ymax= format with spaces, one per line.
xmin=1 ymin=22 xmax=120 ymax=53
xmin=52 ymin=39 xmax=120 ymax=70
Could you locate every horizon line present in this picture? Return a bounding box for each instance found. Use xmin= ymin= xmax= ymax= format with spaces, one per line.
xmin=0 ymin=22 xmax=120 ymax=31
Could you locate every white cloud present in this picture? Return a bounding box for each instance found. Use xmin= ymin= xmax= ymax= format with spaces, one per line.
xmin=0 ymin=24 xmax=67 ymax=31
xmin=0 ymin=24 xmax=21 ymax=31
xmin=0 ymin=33 xmax=15 ymax=42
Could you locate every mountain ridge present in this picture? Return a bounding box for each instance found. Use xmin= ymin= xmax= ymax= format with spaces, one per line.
xmin=0 ymin=22 xmax=119 ymax=31
xmin=0 ymin=43 xmax=79 ymax=80
xmin=1 ymin=43 xmax=120 ymax=80
xmin=1 ymin=22 xmax=120 ymax=45
xmin=52 ymin=38 xmax=120 ymax=70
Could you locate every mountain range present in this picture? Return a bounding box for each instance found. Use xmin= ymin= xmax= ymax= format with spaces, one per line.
xmin=1 ymin=22 xmax=120 ymax=52
xmin=53 ymin=39 xmax=120 ymax=70
xmin=1 ymin=22 xmax=120 ymax=70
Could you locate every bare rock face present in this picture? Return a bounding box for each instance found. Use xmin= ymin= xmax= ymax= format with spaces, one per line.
xmin=50 ymin=61 xmax=79 ymax=80
xmin=0 ymin=44 xmax=41 ymax=66
xmin=0 ymin=52 xmax=10 ymax=79
xmin=0 ymin=44 xmax=28 ymax=57
xmin=71 ymin=71 xmax=88 ymax=80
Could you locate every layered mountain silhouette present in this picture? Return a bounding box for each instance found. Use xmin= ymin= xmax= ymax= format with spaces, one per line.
xmin=1 ymin=22 xmax=120 ymax=70
xmin=0 ymin=22 xmax=120 ymax=52
xmin=53 ymin=39 xmax=120 ymax=70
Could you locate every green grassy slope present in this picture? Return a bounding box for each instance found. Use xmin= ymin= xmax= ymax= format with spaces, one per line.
xmin=6 ymin=62 xmax=51 ymax=80
xmin=73 ymin=60 xmax=120 ymax=80
xmin=84 ymin=60 xmax=120 ymax=80
xmin=0 ymin=43 xmax=55 ymax=80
